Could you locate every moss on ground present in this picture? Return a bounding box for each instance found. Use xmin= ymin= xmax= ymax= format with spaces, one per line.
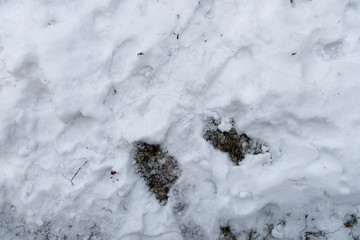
xmin=134 ymin=142 xmax=181 ymax=205
xmin=204 ymin=118 xmax=268 ymax=165
xmin=219 ymin=226 xmax=237 ymax=240
xmin=344 ymin=214 xmax=358 ymax=228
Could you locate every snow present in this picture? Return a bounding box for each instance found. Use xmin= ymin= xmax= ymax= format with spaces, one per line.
xmin=1 ymin=0 xmax=360 ymax=239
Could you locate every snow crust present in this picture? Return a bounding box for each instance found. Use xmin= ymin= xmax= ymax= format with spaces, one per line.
xmin=1 ymin=0 xmax=360 ymax=239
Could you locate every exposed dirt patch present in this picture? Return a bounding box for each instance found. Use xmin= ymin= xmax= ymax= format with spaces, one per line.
xmin=204 ymin=117 xmax=268 ymax=165
xmin=134 ymin=142 xmax=181 ymax=205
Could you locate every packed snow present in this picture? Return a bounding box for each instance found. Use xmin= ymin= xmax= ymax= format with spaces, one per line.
xmin=1 ymin=0 xmax=360 ymax=239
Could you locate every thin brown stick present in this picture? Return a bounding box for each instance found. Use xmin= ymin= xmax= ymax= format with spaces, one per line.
xmin=300 ymin=214 xmax=308 ymax=233
xmin=326 ymin=225 xmax=343 ymax=234
xmin=71 ymin=161 xmax=88 ymax=185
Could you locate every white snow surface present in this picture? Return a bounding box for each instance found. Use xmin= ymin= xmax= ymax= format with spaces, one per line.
xmin=1 ymin=0 xmax=360 ymax=239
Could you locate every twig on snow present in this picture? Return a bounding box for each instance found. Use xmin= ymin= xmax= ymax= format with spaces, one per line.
xmin=326 ymin=226 xmax=343 ymax=234
xmin=71 ymin=161 xmax=88 ymax=185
